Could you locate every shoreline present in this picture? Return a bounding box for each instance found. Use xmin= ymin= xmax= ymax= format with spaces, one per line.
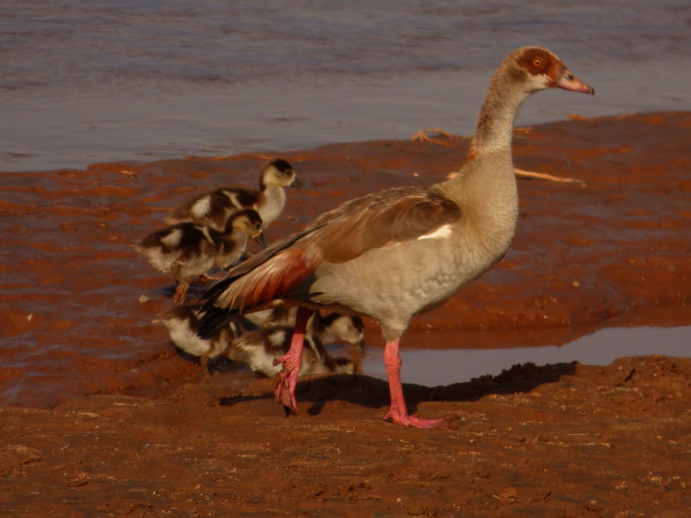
xmin=0 ymin=111 xmax=689 ymax=515
xmin=0 ymin=111 xmax=689 ymax=409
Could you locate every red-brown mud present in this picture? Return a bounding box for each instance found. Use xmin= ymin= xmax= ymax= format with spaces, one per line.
xmin=0 ymin=112 xmax=689 ymax=516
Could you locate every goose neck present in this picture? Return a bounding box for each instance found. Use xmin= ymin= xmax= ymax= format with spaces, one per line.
xmin=470 ymin=76 xmax=530 ymax=157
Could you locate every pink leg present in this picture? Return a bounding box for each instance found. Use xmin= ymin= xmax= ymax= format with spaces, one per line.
xmin=383 ymin=339 xmax=447 ymax=429
xmin=274 ymin=307 xmax=311 ymax=414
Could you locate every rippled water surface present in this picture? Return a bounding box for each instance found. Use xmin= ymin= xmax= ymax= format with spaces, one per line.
xmin=1 ymin=0 xmax=689 ymax=170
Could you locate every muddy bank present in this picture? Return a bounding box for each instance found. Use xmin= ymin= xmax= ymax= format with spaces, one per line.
xmin=1 ymin=111 xmax=689 ymax=407
xmin=1 ymin=355 xmax=690 ymax=516
xmin=0 ymin=111 xmax=689 ymax=516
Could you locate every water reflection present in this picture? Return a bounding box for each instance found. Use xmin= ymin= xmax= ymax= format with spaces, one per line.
xmin=357 ymin=326 xmax=691 ymax=387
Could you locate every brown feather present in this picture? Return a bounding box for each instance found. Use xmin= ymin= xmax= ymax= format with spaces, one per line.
xmin=206 ymin=186 xmax=460 ymax=311
xmin=309 ymin=190 xmax=461 ymax=263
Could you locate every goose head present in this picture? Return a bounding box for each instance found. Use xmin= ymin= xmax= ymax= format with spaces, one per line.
xmin=471 ymin=47 xmax=593 ymax=155
xmin=505 ymin=46 xmax=594 ymax=95
xmin=226 ymin=209 xmax=266 ymax=247
xmin=260 ymin=158 xmax=306 ymax=189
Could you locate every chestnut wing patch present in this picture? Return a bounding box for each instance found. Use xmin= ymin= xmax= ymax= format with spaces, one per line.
xmin=216 ymin=249 xmax=317 ymax=311
xmin=197 ymin=222 xmax=317 ymax=335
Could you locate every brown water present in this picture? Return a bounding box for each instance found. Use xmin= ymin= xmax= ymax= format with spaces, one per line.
xmin=1 ymin=1 xmax=689 ymax=171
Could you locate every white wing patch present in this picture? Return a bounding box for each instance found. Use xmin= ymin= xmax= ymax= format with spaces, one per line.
xmin=191 ymin=196 xmax=212 ymax=218
xmin=267 ymin=329 xmax=288 ymax=349
xmin=164 ymin=316 xmax=211 ymax=356
xmin=417 ymin=224 xmax=452 ymax=241
xmin=161 ymin=228 xmax=183 ymax=248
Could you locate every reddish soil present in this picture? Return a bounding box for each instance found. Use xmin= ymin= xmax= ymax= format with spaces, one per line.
xmin=2 ymin=356 xmax=690 ymax=517
xmin=0 ymin=112 xmax=689 ymax=516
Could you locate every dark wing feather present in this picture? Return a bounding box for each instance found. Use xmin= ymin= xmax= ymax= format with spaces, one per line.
xmin=216 ymin=187 xmax=257 ymax=208
xmin=169 ymin=185 xmax=257 ymax=223
xmin=196 ymin=306 xmax=239 ymax=340
xmin=200 ymin=225 xmax=321 ymax=303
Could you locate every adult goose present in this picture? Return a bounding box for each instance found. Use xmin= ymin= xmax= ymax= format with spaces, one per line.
xmin=137 ymin=209 xmax=265 ymax=304
xmin=166 ymin=158 xmax=303 ymax=232
xmin=198 ymin=47 xmax=594 ymax=428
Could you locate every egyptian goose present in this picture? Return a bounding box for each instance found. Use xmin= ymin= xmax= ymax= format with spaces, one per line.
xmin=198 ymin=47 xmax=594 ymax=428
xmin=136 ymin=209 xmax=264 ymax=304
xmin=244 ymin=306 xmax=365 ymax=350
xmin=225 ymin=326 xmax=356 ymax=378
xmin=160 ymin=304 xmax=235 ymax=377
xmin=166 ymin=158 xmax=304 ymax=232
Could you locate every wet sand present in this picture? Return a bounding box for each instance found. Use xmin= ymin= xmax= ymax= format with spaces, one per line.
xmin=0 ymin=112 xmax=690 ymax=515
xmin=2 ymin=355 xmax=690 ymax=517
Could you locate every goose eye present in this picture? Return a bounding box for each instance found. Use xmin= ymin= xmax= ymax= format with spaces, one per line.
xmin=532 ymin=57 xmax=544 ymax=68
